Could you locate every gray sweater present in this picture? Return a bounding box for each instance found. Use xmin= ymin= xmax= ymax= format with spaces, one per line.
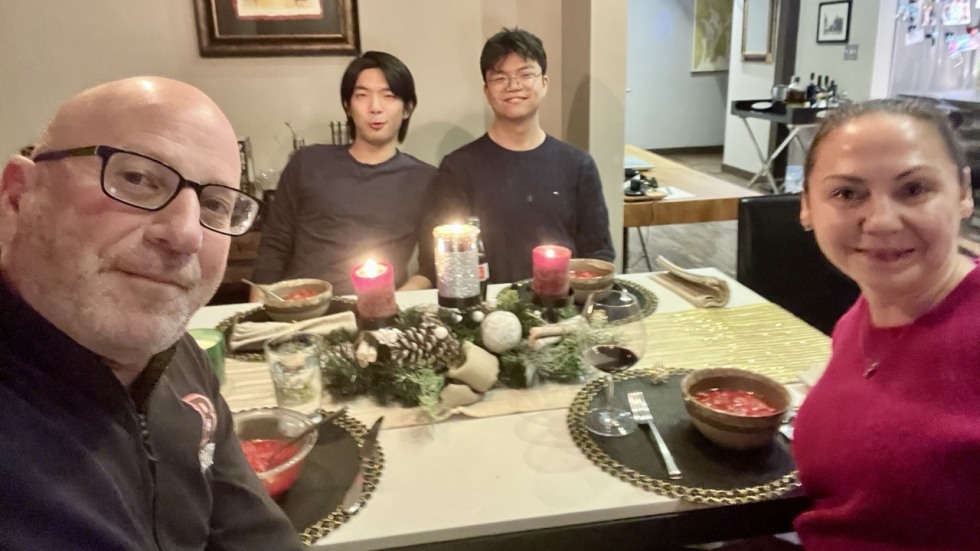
xmin=253 ymin=145 xmax=435 ymax=295
xmin=418 ymin=134 xmax=614 ymax=284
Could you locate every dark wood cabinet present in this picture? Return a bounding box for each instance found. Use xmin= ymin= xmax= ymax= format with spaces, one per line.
xmin=211 ymin=230 xmax=262 ymax=305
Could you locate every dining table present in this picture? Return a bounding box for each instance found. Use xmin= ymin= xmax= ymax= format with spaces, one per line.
xmin=190 ymin=270 xmax=829 ymax=550
xmin=621 ymin=146 xmax=759 ymax=272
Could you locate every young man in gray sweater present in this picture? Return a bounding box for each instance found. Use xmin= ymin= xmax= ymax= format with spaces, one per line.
xmin=254 ymin=51 xmax=435 ymax=296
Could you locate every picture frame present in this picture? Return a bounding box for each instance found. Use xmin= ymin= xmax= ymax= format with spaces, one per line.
xmin=816 ymin=1 xmax=851 ymax=44
xmin=193 ymin=0 xmax=360 ymax=58
xmin=691 ymin=0 xmax=734 ymax=72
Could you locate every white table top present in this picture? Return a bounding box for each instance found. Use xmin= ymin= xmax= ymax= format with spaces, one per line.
xmin=190 ymin=271 xmax=814 ymax=549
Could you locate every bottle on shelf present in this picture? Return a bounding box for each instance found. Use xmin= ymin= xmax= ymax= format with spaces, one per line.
xmin=785 ymin=76 xmax=807 ymax=106
xmin=467 ymin=216 xmax=489 ymax=300
xmin=806 ymin=73 xmax=818 ymax=105
xmin=816 ymin=75 xmax=831 ymax=107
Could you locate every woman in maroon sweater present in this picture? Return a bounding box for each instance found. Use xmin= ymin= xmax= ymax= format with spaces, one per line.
xmin=793 ymin=98 xmax=980 ymax=549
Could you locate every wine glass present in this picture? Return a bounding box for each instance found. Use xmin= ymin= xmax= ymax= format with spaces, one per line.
xmin=580 ymin=289 xmax=646 ymax=437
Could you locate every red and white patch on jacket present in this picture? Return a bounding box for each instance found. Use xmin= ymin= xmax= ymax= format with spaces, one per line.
xmin=182 ymin=393 xmax=218 ymax=472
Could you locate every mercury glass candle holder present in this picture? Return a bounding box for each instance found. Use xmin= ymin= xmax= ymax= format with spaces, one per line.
xmin=433 ymin=224 xmax=481 ymax=308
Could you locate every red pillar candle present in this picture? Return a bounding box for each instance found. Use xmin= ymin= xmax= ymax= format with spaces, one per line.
xmin=350 ymin=259 xmax=397 ymax=321
xmin=531 ymin=245 xmax=572 ymax=298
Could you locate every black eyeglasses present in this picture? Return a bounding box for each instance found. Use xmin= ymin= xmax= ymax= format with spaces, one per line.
xmin=32 ymin=145 xmax=262 ymax=236
xmin=486 ymin=71 xmax=541 ymax=91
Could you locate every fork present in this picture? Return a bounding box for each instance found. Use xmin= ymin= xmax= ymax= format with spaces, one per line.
xmin=627 ymin=391 xmax=682 ymax=480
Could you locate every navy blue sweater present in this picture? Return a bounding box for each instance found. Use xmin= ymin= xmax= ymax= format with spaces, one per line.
xmin=418 ymin=134 xmax=615 ymax=284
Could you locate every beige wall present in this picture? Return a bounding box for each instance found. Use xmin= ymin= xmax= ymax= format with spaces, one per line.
xmin=0 ymin=0 xmax=565 ymax=173
xmin=0 ymin=0 xmax=627 ymax=263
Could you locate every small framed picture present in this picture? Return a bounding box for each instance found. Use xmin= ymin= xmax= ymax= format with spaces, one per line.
xmin=817 ymin=1 xmax=851 ymax=44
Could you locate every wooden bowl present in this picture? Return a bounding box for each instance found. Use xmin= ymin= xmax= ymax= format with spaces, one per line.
xmin=569 ymin=258 xmax=615 ymax=303
xmin=263 ymin=278 xmax=332 ymax=322
xmin=681 ymin=368 xmax=790 ymax=450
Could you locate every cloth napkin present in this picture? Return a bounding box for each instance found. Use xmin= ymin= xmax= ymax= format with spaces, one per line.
xmin=648 ymin=255 xmax=730 ymax=308
xmin=228 ymin=311 xmax=358 ymax=352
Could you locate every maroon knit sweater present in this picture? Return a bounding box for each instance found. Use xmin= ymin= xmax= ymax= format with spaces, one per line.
xmin=793 ymin=263 xmax=980 ymax=550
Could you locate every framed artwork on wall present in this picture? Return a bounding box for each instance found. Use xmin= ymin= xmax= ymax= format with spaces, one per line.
xmin=816 ymin=1 xmax=851 ymax=44
xmin=691 ymin=0 xmax=734 ymax=72
xmin=193 ymin=0 xmax=360 ymax=58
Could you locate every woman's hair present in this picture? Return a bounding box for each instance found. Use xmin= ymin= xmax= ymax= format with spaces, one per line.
xmin=804 ymin=98 xmax=967 ymax=190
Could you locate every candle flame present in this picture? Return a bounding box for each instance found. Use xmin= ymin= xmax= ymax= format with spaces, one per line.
xmin=360 ymin=259 xmax=383 ymax=277
xmin=545 ymin=248 xmax=555 ymax=258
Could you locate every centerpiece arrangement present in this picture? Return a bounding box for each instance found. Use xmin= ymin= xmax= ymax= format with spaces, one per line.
xmin=230 ymin=223 xmax=657 ymax=420
xmin=319 ymin=233 xmax=592 ymax=418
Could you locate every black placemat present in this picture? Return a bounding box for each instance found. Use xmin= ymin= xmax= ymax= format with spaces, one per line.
xmin=509 ymin=278 xmax=659 ymax=320
xmin=568 ymin=370 xmax=798 ymax=504
xmin=240 ymin=409 xmax=383 ymax=544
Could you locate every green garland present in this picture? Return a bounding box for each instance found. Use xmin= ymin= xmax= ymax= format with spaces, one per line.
xmin=318 ymin=289 xmax=586 ymax=414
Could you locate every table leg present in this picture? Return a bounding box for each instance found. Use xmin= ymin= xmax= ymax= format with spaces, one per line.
xmin=792 ymin=128 xmax=810 ymax=154
xmin=740 ymin=117 xmax=779 ymax=193
xmin=622 ymin=226 xmax=630 ymax=273
xmin=635 ymin=227 xmax=654 ymax=271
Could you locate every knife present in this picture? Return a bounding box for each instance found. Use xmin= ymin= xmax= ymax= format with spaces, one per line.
xmin=340 ymin=416 xmax=383 ymax=514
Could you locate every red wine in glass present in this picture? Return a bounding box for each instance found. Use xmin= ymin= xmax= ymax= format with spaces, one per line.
xmin=584 ymin=345 xmax=639 ymax=373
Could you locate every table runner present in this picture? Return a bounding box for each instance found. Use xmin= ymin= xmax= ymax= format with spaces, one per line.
xmin=643 ymin=302 xmax=830 ymax=384
xmin=219 ymin=302 xmax=829 ymax=429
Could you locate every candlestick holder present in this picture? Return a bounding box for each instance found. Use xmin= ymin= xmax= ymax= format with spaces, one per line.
xmin=433 ymin=224 xmax=482 ymax=308
xmin=532 ymin=289 xmax=574 ymax=323
xmin=355 ymin=312 xmax=397 ymax=331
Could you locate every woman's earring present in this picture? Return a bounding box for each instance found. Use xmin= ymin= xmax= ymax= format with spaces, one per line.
xmin=801 ymin=222 xmax=813 ymax=232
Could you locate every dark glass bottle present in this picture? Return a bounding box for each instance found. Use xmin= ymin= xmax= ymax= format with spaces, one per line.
xmin=828 ymin=80 xmax=839 ymax=105
xmin=467 ymin=216 xmax=489 ymax=300
xmin=806 ymin=73 xmax=817 ymax=105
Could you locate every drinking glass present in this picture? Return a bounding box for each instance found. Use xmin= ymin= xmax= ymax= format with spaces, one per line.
xmin=580 ymin=289 xmax=646 ymax=436
xmin=264 ymin=333 xmax=323 ymax=415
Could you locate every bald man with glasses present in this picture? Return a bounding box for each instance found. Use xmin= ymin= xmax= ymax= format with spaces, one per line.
xmin=0 ymin=77 xmax=303 ymax=550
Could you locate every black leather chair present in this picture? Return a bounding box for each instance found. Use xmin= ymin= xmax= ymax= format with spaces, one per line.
xmin=736 ymin=194 xmax=860 ymax=335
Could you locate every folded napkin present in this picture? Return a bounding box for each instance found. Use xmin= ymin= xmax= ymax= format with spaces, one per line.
xmin=648 ymin=255 xmax=730 ymax=308
xmin=229 ymin=311 xmax=358 ymax=352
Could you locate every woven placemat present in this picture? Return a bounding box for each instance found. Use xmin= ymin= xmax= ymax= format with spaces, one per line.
xmin=511 ymin=278 xmax=659 ymax=321
xmin=642 ymin=303 xmax=830 ymax=384
xmin=238 ymin=408 xmax=383 ymax=544
xmin=568 ymin=369 xmax=799 ymax=504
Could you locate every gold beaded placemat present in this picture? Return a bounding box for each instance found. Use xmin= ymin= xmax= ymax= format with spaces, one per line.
xmin=244 ymin=409 xmax=384 ymax=544
xmin=642 ymin=303 xmax=830 ymax=384
xmin=568 ymin=369 xmax=800 ymax=505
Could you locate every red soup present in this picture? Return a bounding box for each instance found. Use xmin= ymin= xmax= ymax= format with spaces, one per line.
xmin=283 ymin=288 xmax=319 ymax=301
xmin=693 ymin=388 xmax=777 ymax=416
xmin=240 ymin=439 xmax=302 ymax=497
xmin=571 ymin=269 xmax=604 ymax=279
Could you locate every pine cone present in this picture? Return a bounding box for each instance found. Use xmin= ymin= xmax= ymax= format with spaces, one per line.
xmin=387 ymin=315 xmax=462 ymax=373
xmin=323 ymin=341 xmax=356 ymax=363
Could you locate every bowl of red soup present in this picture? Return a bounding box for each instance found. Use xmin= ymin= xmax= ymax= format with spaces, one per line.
xmin=233 ymin=407 xmax=318 ymax=498
xmin=263 ymin=278 xmax=332 ymax=322
xmin=680 ymin=368 xmax=790 ymax=450
xmin=568 ymin=258 xmax=616 ymax=303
